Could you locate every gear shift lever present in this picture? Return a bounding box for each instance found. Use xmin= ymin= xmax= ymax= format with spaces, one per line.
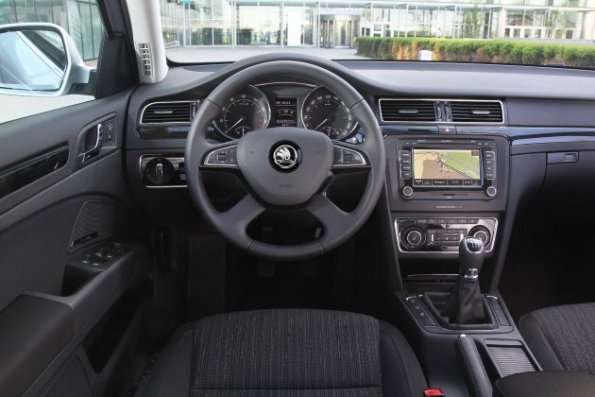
xmin=459 ymin=236 xmax=486 ymax=279
xmin=444 ymin=237 xmax=487 ymax=324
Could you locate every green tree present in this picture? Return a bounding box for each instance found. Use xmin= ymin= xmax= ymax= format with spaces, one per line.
xmin=463 ymin=7 xmax=483 ymax=38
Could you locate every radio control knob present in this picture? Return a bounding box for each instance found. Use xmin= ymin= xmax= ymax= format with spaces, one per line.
xmin=402 ymin=186 xmax=414 ymax=197
xmin=470 ymin=226 xmax=491 ymax=246
xmin=486 ymin=186 xmax=497 ymax=197
xmin=403 ymin=227 xmax=425 ymax=249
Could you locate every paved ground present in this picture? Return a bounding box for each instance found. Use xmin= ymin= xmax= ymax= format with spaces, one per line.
xmin=166 ymin=46 xmax=366 ymax=63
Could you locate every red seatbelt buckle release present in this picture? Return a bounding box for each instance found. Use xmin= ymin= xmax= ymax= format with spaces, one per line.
xmin=423 ymin=388 xmax=445 ymax=397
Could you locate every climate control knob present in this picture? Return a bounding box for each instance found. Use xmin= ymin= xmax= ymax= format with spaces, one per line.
xmin=403 ymin=227 xmax=425 ymax=250
xmin=469 ymin=226 xmax=491 ymax=246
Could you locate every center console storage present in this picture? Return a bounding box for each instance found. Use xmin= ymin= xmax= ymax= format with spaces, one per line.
xmin=493 ymin=371 xmax=595 ymax=397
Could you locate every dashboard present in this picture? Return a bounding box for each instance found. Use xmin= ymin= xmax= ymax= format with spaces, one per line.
xmin=125 ymin=55 xmax=595 ymax=260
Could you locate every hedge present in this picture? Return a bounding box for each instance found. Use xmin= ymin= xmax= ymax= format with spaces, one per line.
xmin=356 ymin=37 xmax=595 ymax=68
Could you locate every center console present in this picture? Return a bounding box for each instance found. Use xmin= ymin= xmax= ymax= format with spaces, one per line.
xmin=386 ymin=134 xmax=540 ymax=397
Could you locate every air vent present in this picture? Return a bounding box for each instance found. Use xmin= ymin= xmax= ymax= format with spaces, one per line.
xmin=140 ymin=101 xmax=199 ymax=125
xmin=379 ymin=99 xmax=436 ymax=122
xmin=138 ymin=43 xmax=152 ymax=77
xmin=450 ymin=101 xmax=503 ymax=123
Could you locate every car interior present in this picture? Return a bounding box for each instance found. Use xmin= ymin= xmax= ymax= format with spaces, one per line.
xmin=1 ymin=1 xmax=595 ymax=397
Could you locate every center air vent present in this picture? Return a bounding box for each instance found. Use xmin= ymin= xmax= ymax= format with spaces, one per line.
xmin=450 ymin=101 xmax=503 ymax=123
xmin=379 ymin=99 xmax=436 ymax=122
xmin=140 ymin=101 xmax=199 ymax=125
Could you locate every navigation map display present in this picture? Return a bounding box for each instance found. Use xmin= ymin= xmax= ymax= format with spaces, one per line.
xmin=413 ymin=149 xmax=481 ymax=187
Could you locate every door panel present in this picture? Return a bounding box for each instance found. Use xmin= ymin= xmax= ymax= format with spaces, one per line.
xmin=0 ymin=91 xmax=131 ymax=217
xmin=0 ymin=90 xmax=150 ymax=397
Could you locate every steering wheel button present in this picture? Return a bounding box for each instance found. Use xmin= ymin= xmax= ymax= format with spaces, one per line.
xmin=204 ymin=145 xmax=239 ymax=167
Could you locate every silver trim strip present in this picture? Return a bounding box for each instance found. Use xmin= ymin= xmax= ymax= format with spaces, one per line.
xmin=512 ymin=135 xmax=595 ymax=146
xmin=139 ymin=100 xmax=200 ymax=126
xmin=378 ymin=98 xmax=505 ymax=125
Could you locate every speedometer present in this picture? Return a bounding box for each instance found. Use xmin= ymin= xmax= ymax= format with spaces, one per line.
xmin=301 ymin=87 xmax=357 ymax=140
xmin=214 ymin=86 xmax=270 ymax=139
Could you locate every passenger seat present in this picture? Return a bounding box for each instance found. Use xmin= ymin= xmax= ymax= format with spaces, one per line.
xmin=519 ymin=303 xmax=595 ymax=374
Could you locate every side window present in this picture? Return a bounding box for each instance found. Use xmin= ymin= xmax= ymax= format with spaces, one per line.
xmin=0 ymin=0 xmax=104 ymax=124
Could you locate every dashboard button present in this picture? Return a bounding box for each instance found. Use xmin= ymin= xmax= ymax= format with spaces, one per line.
xmin=399 ymin=151 xmax=411 ymax=160
xmin=484 ymin=151 xmax=496 ymax=160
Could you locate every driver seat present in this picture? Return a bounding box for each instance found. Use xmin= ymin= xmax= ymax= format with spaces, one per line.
xmin=136 ymin=309 xmax=427 ymax=396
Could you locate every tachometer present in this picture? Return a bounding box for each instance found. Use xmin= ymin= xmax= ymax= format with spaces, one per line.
xmin=301 ymin=87 xmax=356 ymax=140
xmin=214 ymin=86 xmax=270 ymax=139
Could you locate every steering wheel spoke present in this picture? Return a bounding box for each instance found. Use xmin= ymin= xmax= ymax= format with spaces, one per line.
xmin=220 ymin=194 xmax=265 ymax=236
xmin=307 ymin=194 xmax=353 ymax=236
xmin=202 ymin=143 xmax=239 ymax=170
xmin=331 ymin=143 xmax=370 ymax=172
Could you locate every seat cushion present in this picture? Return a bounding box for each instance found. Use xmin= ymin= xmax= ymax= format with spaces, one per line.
xmin=519 ymin=303 xmax=595 ymax=374
xmin=136 ymin=309 xmax=426 ymax=397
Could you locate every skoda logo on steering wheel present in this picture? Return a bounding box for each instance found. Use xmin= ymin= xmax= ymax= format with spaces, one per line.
xmin=272 ymin=143 xmax=300 ymax=171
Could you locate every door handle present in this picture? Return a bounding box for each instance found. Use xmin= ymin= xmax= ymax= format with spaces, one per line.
xmin=82 ymin=123 xmax=104 ymax=163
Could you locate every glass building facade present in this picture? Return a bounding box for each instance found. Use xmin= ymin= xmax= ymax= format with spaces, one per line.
xmin=160 ymin=0 xmax=595 ymax=48
xmin=0 ymin=0 xmax=103 ymax=61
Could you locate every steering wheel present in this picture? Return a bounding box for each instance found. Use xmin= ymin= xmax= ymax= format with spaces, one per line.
xmin=185 ymin=60 xmax=386 ymax=260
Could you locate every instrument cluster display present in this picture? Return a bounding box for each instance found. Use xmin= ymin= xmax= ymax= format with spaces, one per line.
xmin=273 ymin=98 xmax=298 ymax=128
xmin=213 ymin=84 xmax=358 ymax=141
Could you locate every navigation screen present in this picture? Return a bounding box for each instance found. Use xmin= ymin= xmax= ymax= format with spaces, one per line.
xmin=413 ymin=149 xmax=481 ymax=187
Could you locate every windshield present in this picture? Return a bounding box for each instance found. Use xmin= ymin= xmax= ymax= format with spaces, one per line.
xmin=161 ymin=0 xmax=595 ymax=68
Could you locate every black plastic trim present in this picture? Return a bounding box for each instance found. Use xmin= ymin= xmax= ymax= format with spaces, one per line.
xmin=0 ymin=146 xmax=69 ymax=200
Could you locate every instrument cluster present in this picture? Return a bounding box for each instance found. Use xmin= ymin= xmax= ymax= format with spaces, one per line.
xmin=212 ymin=84 xmax=358 ymax=141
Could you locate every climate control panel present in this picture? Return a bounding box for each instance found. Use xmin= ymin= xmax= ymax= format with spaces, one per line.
xmin=395 ymin=216 xmax=498 ymax=256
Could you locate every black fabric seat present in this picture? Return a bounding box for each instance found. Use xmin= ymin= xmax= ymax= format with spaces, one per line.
xmin=519 ymin=303 xmax=595 ymax=374
xmin=136 ymin=309 xmax=427 ymax=396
